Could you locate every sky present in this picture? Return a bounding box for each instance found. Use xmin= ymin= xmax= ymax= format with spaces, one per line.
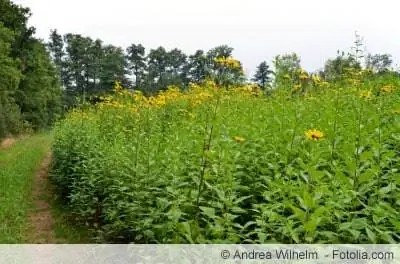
xmin=13 ymin=0 xmax=400 ymax=77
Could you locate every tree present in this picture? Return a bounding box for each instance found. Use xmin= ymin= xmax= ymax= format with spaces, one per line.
xmin=165 ymin=48 xmax=187 ymax=87
xmin=185 ymin=50 xmax=208 ymax=83
xmin=252 ymin=61 xmax=274 ymax=89
xmin=0 ymin=22 xmax=22 ymax=137
xmin=273 ymin=53 xmax=301 ymax=88
xmin=48 ymin=29 xmax=64 ymax=73
xmin=0 ymin=0 xmax=62 ymax=135
xmin=63 ymin=34 xmax=91 ymax=95
xmin=213 ymin=56 xmax=246 ymax=86
xmin=16 ymin=40 xmax=62 ymax=129
xmin=206 ymin=45 xmax=233 ymax=61
xmin=350 ymin=31 xmax=365 ymax=67
xmin=366 ymin=53 xmax=392 ymax=73
xmin=321 ymin=51 xmax=360 ymax=81
xmin=147 ymin=46 xmax=169 ymax=93
xmin=88 ymin=39 xmax=104 ymax=92
xmin=205 ymin=45 xmax=245 ymax=86
xmin=99 ymin=45 xmax=129 ymax=91
xmin=126 ymin=43 xmax=146 ymax=89
xmin=206 ymin=45 xmax=233 ymax=76
xmin=0 ymin=0 xmax=35 ymax=63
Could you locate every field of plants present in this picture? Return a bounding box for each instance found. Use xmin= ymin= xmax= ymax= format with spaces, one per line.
xmin=51 ymin=70 xmax=400 ymax=243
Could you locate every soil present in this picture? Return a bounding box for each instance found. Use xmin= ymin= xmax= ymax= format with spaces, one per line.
xmin=0 ymin=138 xmax=16 ymax=150
xmin=26 ymin=152 xmax=57 ymax=243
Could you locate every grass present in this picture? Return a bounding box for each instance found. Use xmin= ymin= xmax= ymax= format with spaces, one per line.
xmin=49 ymin=193 xmax=92 ymax=243
xmin=0 ymin=133 xmax=90 ymax=243
xmin=0 ymin=133 xmax=51 ymax=243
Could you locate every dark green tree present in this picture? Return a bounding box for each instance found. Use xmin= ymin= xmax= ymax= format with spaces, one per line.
xmin=185 ymin=50 xmax=208 ymax=83
xmin=63 ymin=34 xmax=91 ymax=96
xmin=16 ymin=40 xmax=62 ymax=129
xmin=48 ymin=29 xmax=64 ymax=74
xmin=0 ymin=22 xmax=22 ymax=137
xmin=252 ymin=61 xmax=274 ymax=89
xmin=0 ymin=0 xmax=35 ymax=63
xmin=88 ymin=39 xmax=104 ymax=92
xmin=126 ymin=43 xmax=146 ymax=89
xmin=206 ymin=45 xmax=233 ymax=61
xmin=147 ymin=46 xmax=169 ymax=93
xmin=0 ymin=0 xmax=62 ymax=134
xmin=165 ymin=48 xmax=187 ymax=87
xmin=99 ymin=44 xmax=129 ymax=91
xmin=366 ymin=53 xmax=392 ymax=73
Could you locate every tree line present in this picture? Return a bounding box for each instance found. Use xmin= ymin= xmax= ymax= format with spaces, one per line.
xmin=47 ymin=30 xmax=247 ymax=103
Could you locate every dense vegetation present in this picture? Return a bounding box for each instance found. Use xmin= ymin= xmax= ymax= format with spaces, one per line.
xmin=51 ymin=70 xmax=400 ymax=243
xmin=0 ymin=0 xmax=62 ymax=138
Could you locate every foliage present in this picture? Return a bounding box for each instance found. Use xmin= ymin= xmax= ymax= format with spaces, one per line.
xmin=272 ymin=52 xmax=301 ymax=88
xmin=321 ymin=51 xmax=360 ymax=82
xmin=0 ymin=0 xmax=62 ymax=138
xmin=366 ymin=54 xmax=392 ymax=73
xmin=126 ymin=43 xmax=146 ymax=89
xmin=52 ymin=72 xmax=400 ymax=243
xmin=252 ymin=61 xmax=274 ymax=89
xmin=0 ymin=22 xmax=22 ymax=138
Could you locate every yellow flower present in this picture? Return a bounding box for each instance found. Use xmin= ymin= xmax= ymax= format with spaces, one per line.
xmin=214 ymin=57 xmax=242 ymax=70
xmin=233 ymin=136 xmax=245 ymax=143
xmin=292 ymin=84 xmax=301 ymax=93
xmin=311 ymin=75 xmax=321 ymax=83
xmin=299 ymin=73 xmax=309 ymax=81
xmin=305 ymin=129 xmax=324 ymax=141
xmin=360 ymin=90 xmax=372 ymax=99
xmin=380 ymin=85 xmax=395 ymax=93
xmin=113 ymin=80 xmax=123 ymax=93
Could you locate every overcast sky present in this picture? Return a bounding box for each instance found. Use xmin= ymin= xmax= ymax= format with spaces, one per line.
xmin=14 ymin=0 xmax=400 ymax=76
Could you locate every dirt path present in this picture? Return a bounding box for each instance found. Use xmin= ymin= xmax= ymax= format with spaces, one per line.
xmin=26 ymin=152 xmax=57 ymax=243
xmin=0 ymin=138 xmax=16 ymax=150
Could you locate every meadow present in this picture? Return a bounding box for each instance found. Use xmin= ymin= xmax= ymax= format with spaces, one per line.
xmin=51 ymin=70 xmax=400 ymax=243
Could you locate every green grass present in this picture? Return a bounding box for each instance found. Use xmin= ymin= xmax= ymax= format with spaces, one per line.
xmin=0 ymin=133 xmax=51 ymax=243
xmin=0 ymin=133 xmax=90 ymax=243
xmin=50 ymin=196 xmax=92 ymax=243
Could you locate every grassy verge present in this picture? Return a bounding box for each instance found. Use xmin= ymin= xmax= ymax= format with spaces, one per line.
xmin=0 ymin=134 xmax=51 ymax=243
xmin=0 ymin=133 xmax=90 ymax=243
xmin=49 ymin=190 xmax=92 ymax=243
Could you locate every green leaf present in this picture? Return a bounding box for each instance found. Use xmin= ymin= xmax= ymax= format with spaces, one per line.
xmin=288 ymin=205 xmax=306 ymax=221
xmin=304 ymin=217 xmax=319 ymax=234
xmin=365 ymin=227 xmax=376 ymax=243
xmin=348 ymin=229 xmax=361 ymax=240
xmin=199 ymin=206 xmax=216 ymax=218
xmin=231 ymin=206 xmax=247 ymax=214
